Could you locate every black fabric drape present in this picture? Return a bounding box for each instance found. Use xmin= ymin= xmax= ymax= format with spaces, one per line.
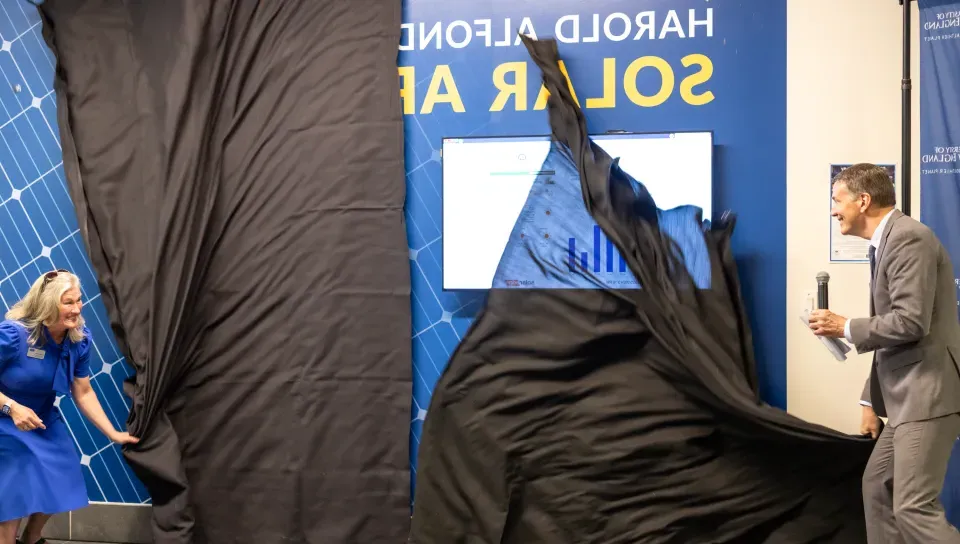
xmin=39 ymin=1 xmax=411 ymax=542
xmin=408 ymin=36 xmax=875 ymax=544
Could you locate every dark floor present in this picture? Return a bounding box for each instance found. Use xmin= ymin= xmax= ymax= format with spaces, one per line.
xmin=48 ymin=541 xmax=115 ymax=544
xmin=37 ymin=503 xmax=152 ymax=544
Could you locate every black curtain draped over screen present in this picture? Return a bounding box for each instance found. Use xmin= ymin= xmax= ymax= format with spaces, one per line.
xmin=409 ymin=36 xmax=876 ymax=544
xmin=38 ymin=1 xmax=411 ymax=542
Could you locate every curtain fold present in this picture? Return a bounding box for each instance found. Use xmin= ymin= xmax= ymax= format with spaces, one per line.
xmin=409 ymin=36 xmax=874 ymax=543
xmin=40 ymin=1 xmax=411 ymax=542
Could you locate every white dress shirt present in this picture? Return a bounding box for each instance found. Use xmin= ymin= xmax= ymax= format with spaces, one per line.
xmin=848 ymin=209 xmax=895 ymax=408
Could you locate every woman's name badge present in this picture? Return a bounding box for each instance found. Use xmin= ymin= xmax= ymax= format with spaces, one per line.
xmin=27 ymin=347 xmax=45 ymax=359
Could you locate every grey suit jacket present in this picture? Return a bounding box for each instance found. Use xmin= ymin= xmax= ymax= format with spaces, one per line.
xmin=852 ymin=210 xmax=960 ymax=427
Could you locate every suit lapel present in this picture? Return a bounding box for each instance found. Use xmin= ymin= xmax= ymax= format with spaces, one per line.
xmin=873 ymin=209 xmax=903 ymax=275
xmin=870 ymin=209 xmax=903 ymax=317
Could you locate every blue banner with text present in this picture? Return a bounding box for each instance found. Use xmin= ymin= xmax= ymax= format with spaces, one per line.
xmin=918 ymin=0 xmax=960 ymax=526
xmin=399 ymin=0 xmax=787 ymax=496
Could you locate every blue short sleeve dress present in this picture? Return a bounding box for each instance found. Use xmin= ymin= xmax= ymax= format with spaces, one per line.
xmin=0 ymin=319 xmax=93 ymax=523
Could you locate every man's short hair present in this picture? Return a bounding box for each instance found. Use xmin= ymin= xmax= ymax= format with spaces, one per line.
xmin=831 ymin=163 xmax=896 ymax=208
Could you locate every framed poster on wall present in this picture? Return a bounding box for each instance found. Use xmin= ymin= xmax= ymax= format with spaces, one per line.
xmin=828 ymin=163 xmax=897 ymax=263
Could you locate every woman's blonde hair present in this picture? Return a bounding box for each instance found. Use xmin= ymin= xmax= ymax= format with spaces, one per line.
xmin=5 ymin=270 xmax=86 ymax=346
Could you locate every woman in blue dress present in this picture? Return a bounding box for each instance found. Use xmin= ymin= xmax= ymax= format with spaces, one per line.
xmin=0 ymin=270 xmax=138 ymax=544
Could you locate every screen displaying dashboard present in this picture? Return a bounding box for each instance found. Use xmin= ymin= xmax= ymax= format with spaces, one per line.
xmin=441 ymin=132 xmax=713 ymax=290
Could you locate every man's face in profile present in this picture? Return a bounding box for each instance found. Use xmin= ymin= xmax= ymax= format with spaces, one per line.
xmin=831 ymin=182 xmax=865 ymax=238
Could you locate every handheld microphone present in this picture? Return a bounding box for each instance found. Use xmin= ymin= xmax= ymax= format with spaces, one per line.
xmin=816 ymin=271 xmax=830 ymax=310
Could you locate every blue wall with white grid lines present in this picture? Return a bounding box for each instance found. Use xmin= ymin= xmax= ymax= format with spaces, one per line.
xmin=0 ymin=3 xmax=148 ymax=505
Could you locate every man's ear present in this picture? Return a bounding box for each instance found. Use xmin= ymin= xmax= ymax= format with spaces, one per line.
xmin=860 ymin=193 xmax=871 ymax=212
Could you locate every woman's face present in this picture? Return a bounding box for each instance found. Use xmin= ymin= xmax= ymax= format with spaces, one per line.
xmin=57 ymin=286 xmax=83 ymax=330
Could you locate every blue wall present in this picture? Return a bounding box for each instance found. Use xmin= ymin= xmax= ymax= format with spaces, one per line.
xmin=0 ymin=7 xmax=148 ymax=504
xmin=401 ymin=0 xmax=788 ymax=495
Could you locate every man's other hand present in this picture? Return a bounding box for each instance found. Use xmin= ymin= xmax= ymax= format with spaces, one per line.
xmin=808 ymin=309 xmax=848 ymax=338
xmin=860 ymin=405 xmax=881 ymax=439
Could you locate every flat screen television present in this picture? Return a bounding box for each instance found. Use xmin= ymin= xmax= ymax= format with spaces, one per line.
xmin=441 ymin=131 xmax=714 ymax=290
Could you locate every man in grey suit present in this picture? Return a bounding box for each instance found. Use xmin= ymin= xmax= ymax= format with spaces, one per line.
xmin=809 ymin=163 xmax=960 ymax=542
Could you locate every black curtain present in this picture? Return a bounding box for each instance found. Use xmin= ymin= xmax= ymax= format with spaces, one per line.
xmin=409 ymin=36 xmax=875 ymax=544
xmin=39 ymin=1 xmax=411 ymax=542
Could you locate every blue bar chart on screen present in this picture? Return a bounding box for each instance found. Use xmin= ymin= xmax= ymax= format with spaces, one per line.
xmin=567 ymin=225 xmax=629 ymax=275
